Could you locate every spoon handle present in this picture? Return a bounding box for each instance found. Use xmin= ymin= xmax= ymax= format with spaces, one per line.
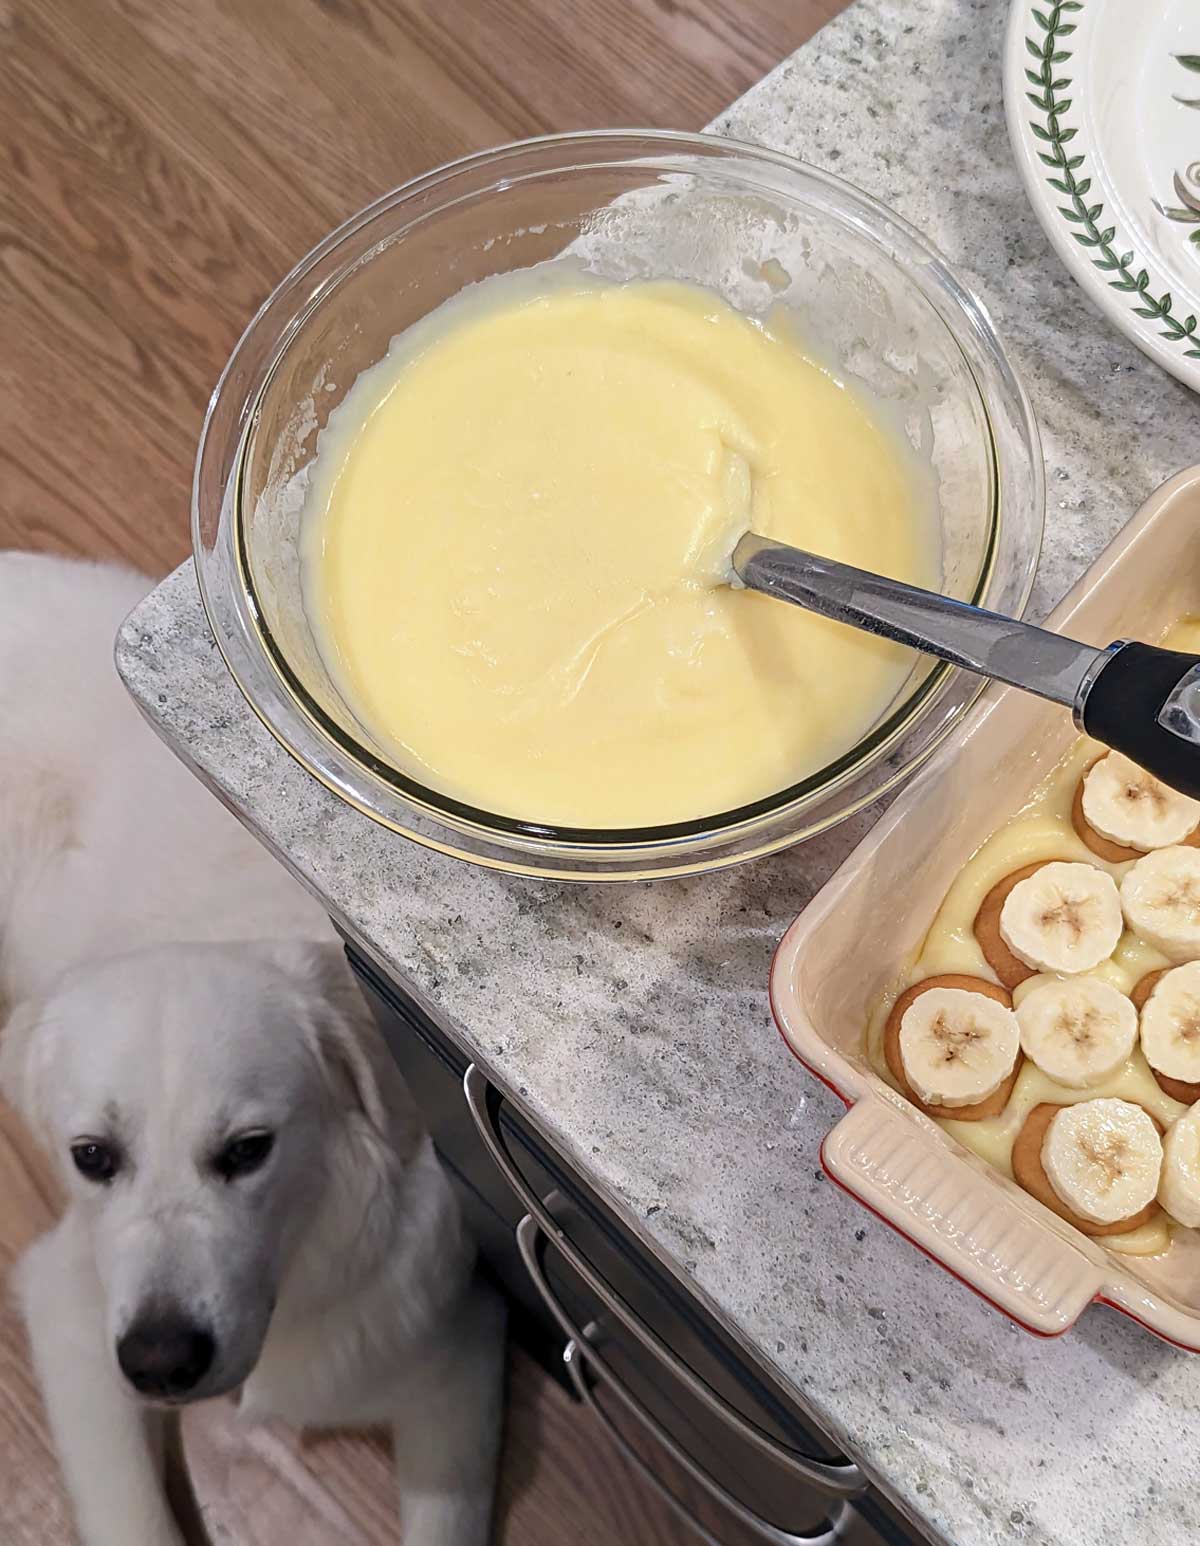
xmin=732 ymin=531 xmax=1200 ymax=799
xmin=1081 ymin=646 xmax=1200 ymax=800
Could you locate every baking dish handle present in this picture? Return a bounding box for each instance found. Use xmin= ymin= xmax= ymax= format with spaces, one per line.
xmin=821 ymin=1100 xmax=1103 ymax=1337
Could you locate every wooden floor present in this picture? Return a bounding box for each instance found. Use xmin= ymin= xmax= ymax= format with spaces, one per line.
xmin=0 ymin=2 xmax=842 ymax=1541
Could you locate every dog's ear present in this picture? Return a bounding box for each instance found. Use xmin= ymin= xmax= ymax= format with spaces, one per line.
xmin=258 ymin=941 xmax=389 ymax=1135
xmin=0 ymin=999 xmax=48 ymax=1128
xmin=312 ymin=989 xmax=390 ymax=1138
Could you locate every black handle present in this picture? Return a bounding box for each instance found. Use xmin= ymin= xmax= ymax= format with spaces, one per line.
xmin=1081 ymin=643 xmax=1200 ymax=800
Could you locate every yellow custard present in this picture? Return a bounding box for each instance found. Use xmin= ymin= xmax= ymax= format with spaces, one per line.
xmin=868 ymin=620 xmax=1200 ymax=1255
xmin=301 ymin=271 xmax=933 ymax=828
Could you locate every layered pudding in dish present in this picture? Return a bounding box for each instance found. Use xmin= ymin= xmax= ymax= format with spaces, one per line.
xmin=869 ymin=621 xmax=1200 ymax=1256
xmin=300 ymin=268 xmax=934 ymax=829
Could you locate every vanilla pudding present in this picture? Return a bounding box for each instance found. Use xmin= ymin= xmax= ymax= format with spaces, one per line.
xmin=302 ymin=271 xmax=933 ymax=828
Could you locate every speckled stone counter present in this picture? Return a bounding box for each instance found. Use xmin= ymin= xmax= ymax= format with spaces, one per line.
xmin=117 ymin=2 xmax=1200 ymax=1543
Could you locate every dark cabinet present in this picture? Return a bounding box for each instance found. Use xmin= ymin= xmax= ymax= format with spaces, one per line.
xmin=347 ymin=946 xmax=923 ymax=1546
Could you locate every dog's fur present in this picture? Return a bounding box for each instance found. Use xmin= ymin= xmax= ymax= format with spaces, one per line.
xmin=0 ymin=553 xmax=504 ymax=1546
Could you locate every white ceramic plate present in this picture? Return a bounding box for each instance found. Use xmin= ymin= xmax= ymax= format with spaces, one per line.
xmin=1005 ymin=0 xmax=1200 ymax=393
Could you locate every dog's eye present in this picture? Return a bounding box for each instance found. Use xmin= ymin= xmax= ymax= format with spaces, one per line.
xmin=70 ymin=1141 xmax=119 ymax=1184
xmin=215 ymin=1131 xmax=275 ymax=1181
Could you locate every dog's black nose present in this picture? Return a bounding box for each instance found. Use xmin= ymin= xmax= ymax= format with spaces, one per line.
xmin=117 ymin=1316 xmax=215 ymax=1398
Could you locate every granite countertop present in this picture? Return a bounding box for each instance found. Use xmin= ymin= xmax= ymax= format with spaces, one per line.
xmin=117 ymin=2 xmax=1200 ymax=1543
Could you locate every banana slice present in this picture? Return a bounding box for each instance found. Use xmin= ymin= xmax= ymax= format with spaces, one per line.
xmin=897 ymin=986 xmax=1020 ymax=1109
xmin=1131 ymin=970 xmax=1200 ymax=1102
xmin=1012 ymin=1103 xmax=1162 ymax=1236
xmin=884 ymin=975 xmax=1020 ymax=1120
xmin=1160 ymin=1102 xmax=1200 ymax=1227
xmin=1041 ymin=1098 xmax=1163 ymax=1225
xmin=1140 ymin=960 xmax=1200 ymax=1084
xmin=1016 ymin=977 xmax=1137 ymax=1087
xmin=1073 ymin=764 xmax=1200 ymax=863
xmin=1072 ymin=774 xmax=1143 ymax=863
xmin=999 ymin=860 xmax=1123 ymax=975
xmin=1081 ymin=752 xmax=1200 ymax=852
xmin=974 ymin=862 xmax=1048 ymax=989
xmin=1120 ymin=847 xmax=1200 ymax=963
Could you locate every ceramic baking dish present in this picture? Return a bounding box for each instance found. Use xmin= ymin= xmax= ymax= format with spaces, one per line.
xmin=770 ymin=465 xmax=1200 ymax=1348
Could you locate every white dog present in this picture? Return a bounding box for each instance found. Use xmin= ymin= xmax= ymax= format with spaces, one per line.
xmin=0 ymin=552 xmax=505 ymax=1546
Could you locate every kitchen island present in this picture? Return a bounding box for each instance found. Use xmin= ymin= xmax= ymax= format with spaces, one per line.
xmin=117 ymin=2 xmax=1200 ymax=1542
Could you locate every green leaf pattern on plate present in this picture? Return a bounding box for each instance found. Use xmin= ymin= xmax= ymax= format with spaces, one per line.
xmin=1174 ymin=53 xmax=1200 ymax=107
xmin=1026 ymin=3 xmax=1200 ymax=357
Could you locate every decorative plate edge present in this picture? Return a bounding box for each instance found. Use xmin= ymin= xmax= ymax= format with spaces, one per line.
xmin=1023 ymin=1 xmax=1200 ymax=359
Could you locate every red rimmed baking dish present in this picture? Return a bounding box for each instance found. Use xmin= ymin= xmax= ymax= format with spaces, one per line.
xmin=770 ymin=465 xmax=1200 ymax=1348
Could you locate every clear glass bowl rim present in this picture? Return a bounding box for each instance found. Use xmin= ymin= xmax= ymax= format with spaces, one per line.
xmin=193 ymin=127 xmax=1045 ymax=882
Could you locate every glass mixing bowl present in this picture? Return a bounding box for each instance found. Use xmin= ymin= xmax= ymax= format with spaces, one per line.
xmin=193 ymin=130 xmax=1043 ymax=881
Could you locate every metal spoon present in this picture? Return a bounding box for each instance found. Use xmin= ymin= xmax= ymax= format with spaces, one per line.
xmin=732 ymin=531 xmax=1200 ymax=800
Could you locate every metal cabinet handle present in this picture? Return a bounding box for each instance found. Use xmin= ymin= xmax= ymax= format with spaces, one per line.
xmin=563 ymin=1340 xmax=733 ymax=1546
xmin=565 ymin=1342 xmax=851 ymax=1546
xmin=523 ymin=1220 xmax=848 ymax=1546
xmin=465 ymin=1064 xmax=862 ymax=1497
